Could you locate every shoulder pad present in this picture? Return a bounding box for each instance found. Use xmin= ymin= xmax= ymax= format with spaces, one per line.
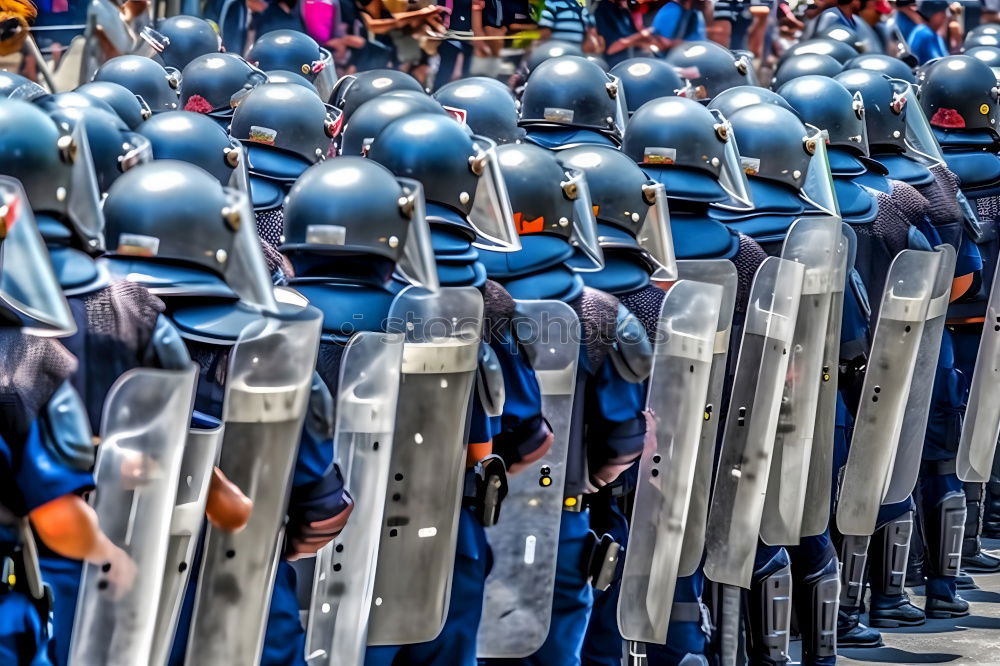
xmin=477 ymin=342 xmax=506 ymax=418
xmin=43 ymin=381 xmax=96 ymax=472
xmin=145 ymin=314 xmax=192 ymax=370
xmin=608 ymin=304 xmax=653 ymax=384
xmin=571 ymin=286 xmax=619 ymax=371
xmin=306 ymin=372 xmax=335 ymax=443
xmin=482 ymin=280 xmax=516 ymax=343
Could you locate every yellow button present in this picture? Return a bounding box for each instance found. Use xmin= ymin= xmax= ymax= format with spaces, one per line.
xmin=7 ymin=574 xmax=14 ymax=586
xmin=540 ymin=476 xmax=552 ymax=487
xmin=982 ymin=104 xmax=991 ymax=115
xmin=564 ymin=496 xmax=577 ymax=507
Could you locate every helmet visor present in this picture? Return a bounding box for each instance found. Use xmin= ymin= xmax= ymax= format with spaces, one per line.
xmin=118 ymin=132 xmax=153 ymax=173
xmin=469 ymin=136 xmax=522 ymax=252
xmin=609 ymin=74 xmax=628 ymax=142
xmin=313 ymin=48 xmax=337 ymax=101
xmin=563 ymin=168 xmax=604 ymax=271
xmin=223 ymin=187 xmax=279 ymax=312
xmin=228 ymin=63 xmax=270 ymax=111
xmin=0 ymin=177 xmax=76 ymax=335
xmin=850 ymin=91 xmax=871 ymax=156
xmin=67 ymin=122 xmax=106 ymax=253
xmin=710 ymin=108 xmax=754 ymax=209
xmin=891 ymin=80 xmax=945 ymax=166
xmin=801 ymin=125 xmax=840 ymax=217
xmin=135 ymin=26 xmax=169 ymax=59
xmin=639 ymin=182 xmax=678 ymax=280
xmin=395 ymin=178 xmax=440 ymax=292
xmin=228 ymin=141 xmax=251 ymax=193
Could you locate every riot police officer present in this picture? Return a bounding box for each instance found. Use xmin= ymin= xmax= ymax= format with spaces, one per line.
xmin=623 ymin=95 xmax=763 ymax=665
xmin=365 ymin=113 xmax=527 ymax=666
xmin=100 ymin=160 xmax=339 ymax=666
xmin=0 ymin=97 xmax=210 ymax=666
xmin=475 ymin=142 xmax=649 ymax=666
xmin=279 ymin=156 xmax=438 ymax=666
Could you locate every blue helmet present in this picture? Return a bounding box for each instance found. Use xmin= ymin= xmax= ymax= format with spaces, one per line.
xmin=156 ymin=15 xmax=222 ymax=70
xmin=75 ymin=81 xmax=152 ymax=129
xmin=138 ymin=111 xmax=242 ymax=186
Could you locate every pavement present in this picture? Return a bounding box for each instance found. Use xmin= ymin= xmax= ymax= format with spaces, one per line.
xmin=795 ymin=540 xmax=1000 ymax=665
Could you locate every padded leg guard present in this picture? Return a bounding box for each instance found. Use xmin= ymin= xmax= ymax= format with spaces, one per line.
xmin=837 ymin=535 xmax=869 ymax=611
xmin=870 ymin=512 xmax=912 ymax=599
xmin=926 ymin=491 xmax=965 ymax=579
xmin=794 ymin=556 xmax=839 ymax=663
xmin=747 ymin=555 xmax=791 ymax=665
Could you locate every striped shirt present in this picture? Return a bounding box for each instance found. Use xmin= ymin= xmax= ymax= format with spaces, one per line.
xmin=538 ymin=0 xmax=595 ymax=43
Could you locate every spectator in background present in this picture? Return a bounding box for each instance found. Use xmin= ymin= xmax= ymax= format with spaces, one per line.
xmin=430 ymin=0 xmax=483 ymax=91
xmin=650 ymin=0 xmax=706 ymax=49
xmin=301 ymin=0 xmax=370 ymax=61
xmin=855 ymin=0 xmax=894 ymax=52
xmin=707 ymin=0 xmax=748 ymax=46
xmin=594 ymin=0 xmax=655 ymax=66
xmin=812 ymin=0 xmax=860 ymax=34
xmin=894 ymin=0 xmax=949 ymax=62
xmin=250 ymin=0 xmax=307 ymax=35
xmin=537 ymin=0 xmax=604 ymax=53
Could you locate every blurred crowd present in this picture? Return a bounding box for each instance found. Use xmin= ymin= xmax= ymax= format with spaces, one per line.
xmin=18 ymin=0 xmax=995 ymax=92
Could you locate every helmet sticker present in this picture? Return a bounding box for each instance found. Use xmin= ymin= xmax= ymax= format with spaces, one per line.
xmin=248 ymin=125 xmax=278 ymax=145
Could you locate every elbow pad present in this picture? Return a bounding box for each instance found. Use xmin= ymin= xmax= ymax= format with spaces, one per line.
xmin=477 ymin=342 xmax=505 ymax=418
xmin=608 ymin=305 xmax=653 ymax=384
xmin=144 ymin=315 xmax=192 ymax=370
xmin=42 ymin=382 xmax=95 ymax=472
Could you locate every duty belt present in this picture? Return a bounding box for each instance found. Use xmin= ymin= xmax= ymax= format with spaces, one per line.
xmin=463 ymin=454 xmax=509 ymax=527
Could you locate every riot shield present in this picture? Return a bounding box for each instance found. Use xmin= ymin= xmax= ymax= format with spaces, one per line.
xmin=800 ymin=222 xmax=850 ymax=537
xmin=884 ymin=244 xmax=957 ymax=502
xmin=959 ymin=257 xmax=1000 ymax=482
xmin=150 ymin=422 xmax=224 ymax=666
xmin=617 ymin=281 xmax=721 ymax=644
xmin=68 ymin=365 xmax=198 ymax=666
xmin=760 ymin=217 xmax=846 ymax=546
xmin=703 ymin=256 xmax=805 ymax=588
xmin=477 ymin=299 xmax=581 ymax=658
xmin=79 ymin=0 xmax=136 ymax=84
xmin=305 ymin=331 xmax=404 ymax=666
xmin=185 ymin=306 xmax=323 ymax=666
xmin=835 ymin=249 xmax=941 ymax=537
xmin=367 ymin=286 xmax=484 ymax=645
xmin=674 ymin=260 xmax=738 ymax=577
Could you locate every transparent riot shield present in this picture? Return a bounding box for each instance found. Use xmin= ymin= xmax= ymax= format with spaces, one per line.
xmin=477 ymin=300 xmax=581 ymax=658
xmin=69 ymin=365 xmax=198 ymax=666
xmin=617 ymin=281 xmax=721 ymax=644
xmin=703 ymin=256 xmax=805 ymax=588
xmin=800 ymin=222 xmax=850 ymax=537
xmin=185 ymin=306 xmax=323 ymax=666
xmin=79 ymin=0 xmax=136 ymax=84
xmin=150 ymin=422 xmax=224 ymax=666
xmin=674 ymin=260 xmax=738 ymax=577
xmin=959 ymin=259 xmax=1000 ymax=482
xmin=367 ymin=286 xmax=484 ymax=645
xmin=760 ymin=218 xmax=845 ymax=546
xmin=835 ymin=249 xmax=941 ymax=537
xmin=884 ymin=244 xmax=957 ymax=503
xmin=305 ymin=331 xmax=404 ymax=666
